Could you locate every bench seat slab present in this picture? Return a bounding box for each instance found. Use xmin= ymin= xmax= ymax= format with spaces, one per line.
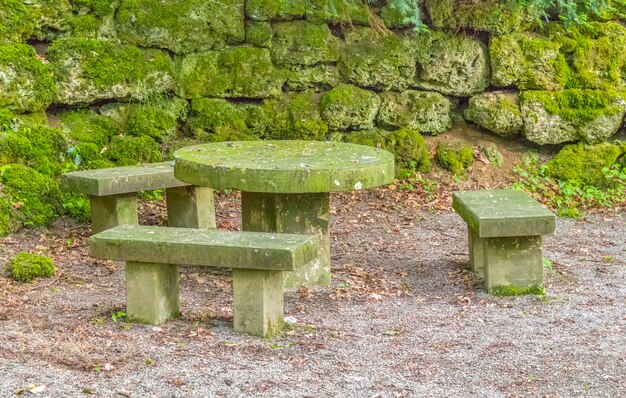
xmin=452 ymin=189 xmax=556 ymax=238
xmin=126 ymin=261 xmax=180 ymax=325
xmin=483 ymin=236 xmax=544 ymax=296
xmin=90 ymin=194 xmax=138 ymax=234
xmin=166 ymin=186 xmax=216 ymax=229
xmin=90 ymin=225 xmax=318 ymax=271
xmin=61 ymin=162 xmax=188 ymax=196
xmin=242 ymin=192 xmax=330 ymax=288
xmin=233 ymin=269 xmax=285 ymax=337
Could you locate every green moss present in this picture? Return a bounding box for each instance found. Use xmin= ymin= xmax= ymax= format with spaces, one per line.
xmin=60 ymin=110 xmax=119 ymax=147
xmin=425 ymin=0 xmax=540 ymax=35
xmin=105 ymin=135 xmax=161 ymax=166
xmin=385 ymin=129 xmax=431 ymax=174
xmin=377 ymin=90 xmax=452 ymax=134
xmin=0 ymin=164 xmax=60 ymax=231
xmin=489 ymin=284 xmax=546 ymax=296
xmin=246 ymin=0 xmax=369 ymax=24
xmin=271 ymin=21 xmax=339 ymax=66
xmin=6 ymin=252 xmax=55 ymax=283
xmin=340 ymin=27 xmax=414 ymax=91
xmin=116 ymin=0 xmax=244 ymax=54
xmin=0 ymin=44 xmax=57 ymax=113
xmin=521 ymin=90 xmax=625 ymax=123
xmin=285 ymin=64 xmax=340 ymax=92
xmin=246 ymin=21 xmax=273 ymax=48
xmin=177 ymin=47 xmax=285 ymax=99
xmin=29 ymin=0 xmax=73 ymax=40
xmin=125 ymin=106 xmax=178 ymax=142
xmin=186 ymin=98 xmax=252 ymax=141
xmin=343 ymin=129 xmax=387 ymax=149
xmin=0 ymin=125 xmax=67 ymax=176
xmin=544 ymin=142 xmax=625 ymax=188
xmin=60 ymin=191 xmax=90 ymax=220
xmin=479 ymin=144 xmax=504 ymax=168
xmin=0 ymin=0 xmax=37 ymax=43
xmin=435 ymin=143 xmax=474 ymax=177
xmin=48 ymin=38 xmax=176 ymax=104
xmin=320 ymin=84 xmax=380 ymax=131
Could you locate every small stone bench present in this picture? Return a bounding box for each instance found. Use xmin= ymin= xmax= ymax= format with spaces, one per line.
xmin=61 ymin=162 xmax=215 ymax=233
xmin=452 ymin=189 xmax=556 ymax=296
xmin=90 ymin=225 xmax=318 ymax=337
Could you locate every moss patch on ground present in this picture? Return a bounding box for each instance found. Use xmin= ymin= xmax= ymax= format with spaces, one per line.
xmin=435 ymin=142 xmax=474 ymax=177
xmin=6 ymin=252 xmax=55 ymax=282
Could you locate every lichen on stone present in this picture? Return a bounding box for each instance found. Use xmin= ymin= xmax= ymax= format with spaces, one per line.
xmin=0 ymin=0 xmax=37 ymax=43
xmin=0 ymin=44 xmax=57 ymax=113
xmin=520 ymin=90 xmax=626 ymax=145
xmin=320 ymin=84 xmax=380 ymax=131
xmin=48 ymin=38 xmax=176 ymax=104
xmin=464 ymin=91 xmax=523 ymax=137
xmin=186 ymin=98 xmax=254 ymax=142
xmin=340 ymin=27 xmax=414 ymax=91
xmin=406 ymin=30 xmax=490 ymax=97
xmin=246 ymin=21 xmax=273 ymax=48
xmin=116 ymin=0 xmax=245 ymax=54
xmin=377 ymin=90 xmax=452 ymax=134
xmin=177 ymin=47 xmax=285 ymax=99
xmin=271 ymin=21 xmax=339 ymax=66
xmin=285 ymin=64 xmax=340 ymax=92
xmin=425 ymin=0 xmax=541 ymax=35
xmin=246 ymin=0 xmax=369 ymax=24
xmin=435 ymin=142 xmax=474 ymax=176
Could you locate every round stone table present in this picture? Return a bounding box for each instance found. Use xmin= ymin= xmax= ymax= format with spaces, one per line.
xmin=174 ymin=140 xmax=395 ymax=287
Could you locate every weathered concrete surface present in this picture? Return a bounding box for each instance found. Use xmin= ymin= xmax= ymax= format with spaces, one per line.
xmin=232 ymin=268 xmax=285 ymax=337
xmin=166 ymin=186 xmax=216 ymax=229
xmin=89 ymin=225 xmax=318 ymax=271
xmin=61 ymin=162 xmax=188 ymax=196
xmin=483 ymin=236 xmax=545 ymax=295
xmin=90 ymin=193 xmax=138 ymax=233
xmin=452 ymin=189 xmax=556 ymax=238
xmin=468 ymin=228 xmax=484 ymax=274
xmin=242 ymin=192 xmax=330 ymax=288
xmin=174 ymin=141 xmax=395 ymax=194
xmin=125 ymin=261 xmax=180 ymax=325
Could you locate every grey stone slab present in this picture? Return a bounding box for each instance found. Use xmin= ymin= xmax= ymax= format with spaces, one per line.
xmin=452 ymin=189 xmax=556 ymax=238
xmin=174 ymin=140 xmax=395 ymax=193
xmin=61 ymin=162 xmax=189 ymax=196
xmin=90 ymin=194 xmax=138 ymax=234
xmin=89 ymin=225 xmax=318 ymax=271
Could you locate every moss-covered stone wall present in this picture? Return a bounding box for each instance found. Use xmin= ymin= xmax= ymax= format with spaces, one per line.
xmin=1 ymin=0 xmax=626 ymax=233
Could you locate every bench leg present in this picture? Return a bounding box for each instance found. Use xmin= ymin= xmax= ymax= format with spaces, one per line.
xmin=483 ymin=236 xmax=545 ymax=296
xmin=125 ymin=261 xmax=180 ymax=325
xmin=90 ymin=193 xmax=138 ymax=234
xmin=468 ymin=227 xmax=484 ymax=274
xmin=241 ymin=192 xmax=330 ymax=288
xmin=166 ymin=186 xmax=216 ymax=229
xmin=232 ymin=269 xmax=284 ymax=337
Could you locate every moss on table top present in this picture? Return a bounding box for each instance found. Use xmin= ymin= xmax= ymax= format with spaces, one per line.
xmin=452 ymin=189 xmax=556 ymax=238
xmin=174 ymin=140 xmax=395 ymax=193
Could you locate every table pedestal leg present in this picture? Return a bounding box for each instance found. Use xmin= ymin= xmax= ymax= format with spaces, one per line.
xmin=166 ymin=186 xmax=216 ymax=229
xmin=90 ymin=193 xmax=138 ymax=234
xmin=242 ymin=192 xmax=330 ymax=288
xmin=483 ymin=236 xmax=545 ymax=296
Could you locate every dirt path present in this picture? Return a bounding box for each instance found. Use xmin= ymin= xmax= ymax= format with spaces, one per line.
xmin=0 ymin=191 xmax=624 ymax=397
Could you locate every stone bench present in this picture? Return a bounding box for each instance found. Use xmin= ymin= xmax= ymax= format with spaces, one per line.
xmin=61 ymin=162 xmax=215 ymax=233
xmin=90 ymin=225 xmax=318 ymax=337
xmin=452 ymin=189 xmax=556 ymax=296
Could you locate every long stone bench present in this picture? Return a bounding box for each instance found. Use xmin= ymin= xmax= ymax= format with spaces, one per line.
xmin=90 ymin=225 xmax=318 ymax=337
xmin=452 ymin=189 xmax=556 ymax=296
xmin=61 ymin=162 xmax=215 ymax=233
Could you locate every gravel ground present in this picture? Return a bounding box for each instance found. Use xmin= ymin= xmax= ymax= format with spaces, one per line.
xmin=0 ymin=190 xmax=624 ymax=398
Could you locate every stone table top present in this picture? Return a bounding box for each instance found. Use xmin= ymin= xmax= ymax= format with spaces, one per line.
xmin=173 ymin=140 xmax=395 ymax=193
xmin=452 ymin=189 xmax=556 ymax=238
